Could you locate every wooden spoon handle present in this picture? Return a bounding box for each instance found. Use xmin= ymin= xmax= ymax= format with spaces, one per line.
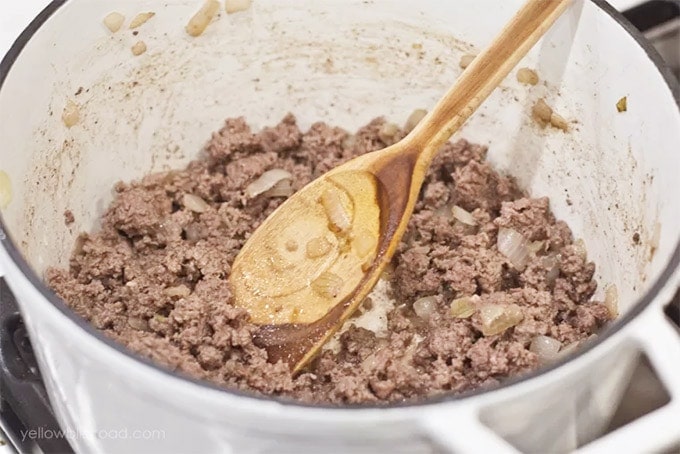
xmin=408 ymin=0 xmax=572 ymax=163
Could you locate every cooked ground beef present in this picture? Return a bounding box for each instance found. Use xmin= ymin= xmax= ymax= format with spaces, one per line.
xmin=46 ymin=114 xmax=611 ymax=404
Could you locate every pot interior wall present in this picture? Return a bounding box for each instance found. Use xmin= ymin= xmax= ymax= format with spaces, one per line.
xmin=0 ymin=0 xmax=678 ymax=320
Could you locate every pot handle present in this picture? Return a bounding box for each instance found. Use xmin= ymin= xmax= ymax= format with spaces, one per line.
xmin=420 ymin=287 xmax=680 ymax=454
xmin=420 ymin=408 xmax=521 ymax=453
xmin=579 ymin=303 xmax=680 ymax=454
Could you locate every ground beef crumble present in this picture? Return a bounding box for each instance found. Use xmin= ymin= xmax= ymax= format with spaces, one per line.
xmin=46 ymin=114 xmax=612 ymax=404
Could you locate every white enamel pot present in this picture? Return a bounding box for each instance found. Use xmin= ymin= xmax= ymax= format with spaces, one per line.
xmin=0 ymin=0 xmax=679 ymax=452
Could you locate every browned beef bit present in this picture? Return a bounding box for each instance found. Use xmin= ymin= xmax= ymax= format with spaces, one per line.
xmin=205 ymin=117 xmax=263 ymax=163
xmin=47 ymin=114 xmax=611 ymax=405
xmin=64 ymin=210 xmax=75 ymax=226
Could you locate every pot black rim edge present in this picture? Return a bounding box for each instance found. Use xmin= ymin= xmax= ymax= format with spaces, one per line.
xmin=0 ymin=0 xmax=678 ymax=411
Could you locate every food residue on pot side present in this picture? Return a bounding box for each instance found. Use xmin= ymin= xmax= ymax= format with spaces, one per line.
xmin=459 ymin=54 xmax=476 ymax=69
xmin=129 ymin=12 xmax=155 ymax=30
xmin=64 ymin=210 xmax=75 ymax=226
xmin=131 ymin=41 xmax=147 ymax=56
xmin=225 ymin=0 xmax=253 ymax=14
xmin=516 ymin=67 xmax=539 ymax=85
xmin=617 ymin=96 xmax=627 ymax=113
xmin=604 ymin=284 xmax=619 ymax=318
xmin=186 ymin=0 xmax=220 ymax=37
xmin=103 ymin=12 xmax=125 ymax=33
xmin=532 ymin=98 xmax=569 ymax=132
xmin=0 ymin=170 xmax=11 ymax=209
xmin=62 ymin=99 xmax=80 ymax=128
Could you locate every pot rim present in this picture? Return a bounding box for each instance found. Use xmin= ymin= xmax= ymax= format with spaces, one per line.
xmin=0 ymin=0 xmax=678 ymax=411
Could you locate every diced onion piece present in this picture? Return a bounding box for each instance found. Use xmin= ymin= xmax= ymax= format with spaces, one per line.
xmin=530 ymin=335 xmax=561 ymax=363
xmin=306 ymin=236 xmax=332 ymax=259
xmin=616 ymin=96 xmax=627 ymax=113
xmin=433 ymin=203 xmax=452 ymax=219
xmin=103 ymin=12 xmax=125 ymax=33
xmin=310 ymin=271 xmax=343 ymax=299
xmin=129 ymin=12 xmax=155 ymax=29
xmin=542 ymin=254 xmax=560 ymax=286
xmin=380 ymin=261 xmax=395 ymax=280
xmin=532 ymin=99 xmax=569 ymax=131
xmin=127 ymin=317 xmax=149 ymax=331
xmin=550 ymin=112 xmax=569 ymax=131
xmin=72 ymin=234 xmax=87 ymax=256
xmin=452 ymin=205 xmax=477 ymax=226
xmin=225 ymin=0 xmax=252 ymax=14
xmin=478 ymin=304 xmax=523 ymax=336
xmin=262 ymin=178 xmax=294 ymax=198
xmin=182 ymin=194 xmax=210 ymax=213
xmin=165 ymin=285 xmax=191 ymax=298
xmin=497 ymin=227 xmax=530 ymax=271
xmin=360 ymin=339 xmax=390 ymax=369
xmin=131 ymin=41 xmax=147 ymax=56
xmin=413 ymin=296 xmax=438 ymax=319
xmin=532 ymin=98 xmax=552 ymax=127
xmin=604 ymin=284 xmax=619 ymax=318
xmin=450 ymin=296 xmax=477 ymax=318
xmin=186 ymin=0 xmax=220 ymax=37
xmin=353 ymin=229 xmax=377 ymax=259
xmin=459 ymin=54 xmax=476 ymax=69
xmin=404 ymin=109 xmax=427 ymax=133
xmin=559 ymin=340 xmax=581 ymax=357
xmin=573 ymin=238 xmax=587 ymax=260
xmin=320 ymin=189 xmax=351 ymax=234
xmin=361 ymin=351 xmax=380 ymax=372
xmin=245 ymin=169 xmax=293 ymax=198
xmin=517 ymin=67 xmax=539 ymax=85
xmin=402 ymin=335 xmax=422 ymax=363
xmin=184 ymin=223 xmax=205 ymax=242
xmin=0 ymin=170 xmax=12 ymax=209
xmin=378 ymin=122 xmax=400 ymax=144
xmin=62 ymin=99 xmax=80 ymax=128
xmin=528 ymin=240 xmax=545 ymax=254
xmin=361 ymin=296 xmax=374 ymax=312
xmin=342 ymin=134 xmax=356 ymax=150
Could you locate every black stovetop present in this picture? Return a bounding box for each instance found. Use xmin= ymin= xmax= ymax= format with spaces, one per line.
xmin=0 ymin=279 xmax=73 ymax=454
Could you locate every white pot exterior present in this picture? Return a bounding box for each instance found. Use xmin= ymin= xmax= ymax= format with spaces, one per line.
xmin=0 ymin=0 xmax=678 ymax=452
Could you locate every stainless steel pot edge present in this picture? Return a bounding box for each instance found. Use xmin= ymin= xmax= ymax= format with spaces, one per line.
xmin=0 ymin=0 xmax=678 ymax=411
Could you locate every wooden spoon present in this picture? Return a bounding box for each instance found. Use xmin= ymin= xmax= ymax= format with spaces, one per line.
xmin=230 ymin=0 xmax=571 ymax=373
